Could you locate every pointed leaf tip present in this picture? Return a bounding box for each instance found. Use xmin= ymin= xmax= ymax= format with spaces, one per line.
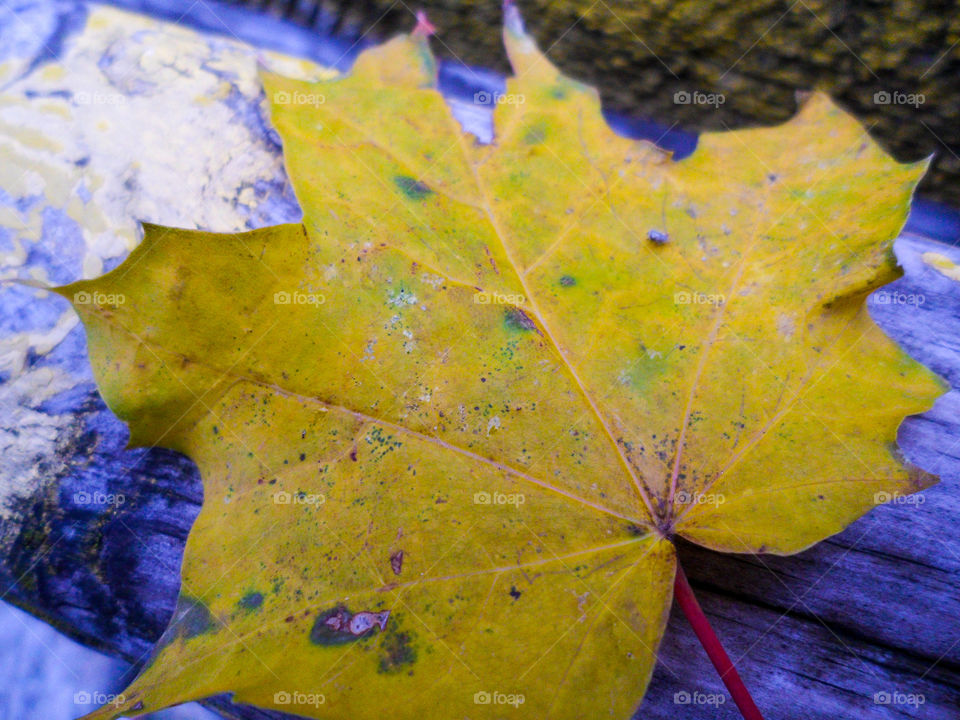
xmin=503 ymin=0 xmax=524 ymax=36
xmin=502 ymin=0 xmax=555 ymax=79
xmin=412 ymin=9 xmax=436 ymax=37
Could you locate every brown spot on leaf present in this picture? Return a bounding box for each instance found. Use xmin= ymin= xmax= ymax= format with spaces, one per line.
xmin=504 ymin=307 xmax=540 ymax=334
xmin=390 ymin=550 xmax=404 ymax=576
xmin=309 ymin=605 xmax=390 ymax=646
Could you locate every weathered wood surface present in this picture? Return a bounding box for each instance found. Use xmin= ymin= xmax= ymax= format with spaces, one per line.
xmin=1 ymin=3 xmax=959 ymax=719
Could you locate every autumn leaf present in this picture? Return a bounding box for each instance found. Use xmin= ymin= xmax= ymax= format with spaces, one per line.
xmin=65 ymin=8 xmax=942 ymax=720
